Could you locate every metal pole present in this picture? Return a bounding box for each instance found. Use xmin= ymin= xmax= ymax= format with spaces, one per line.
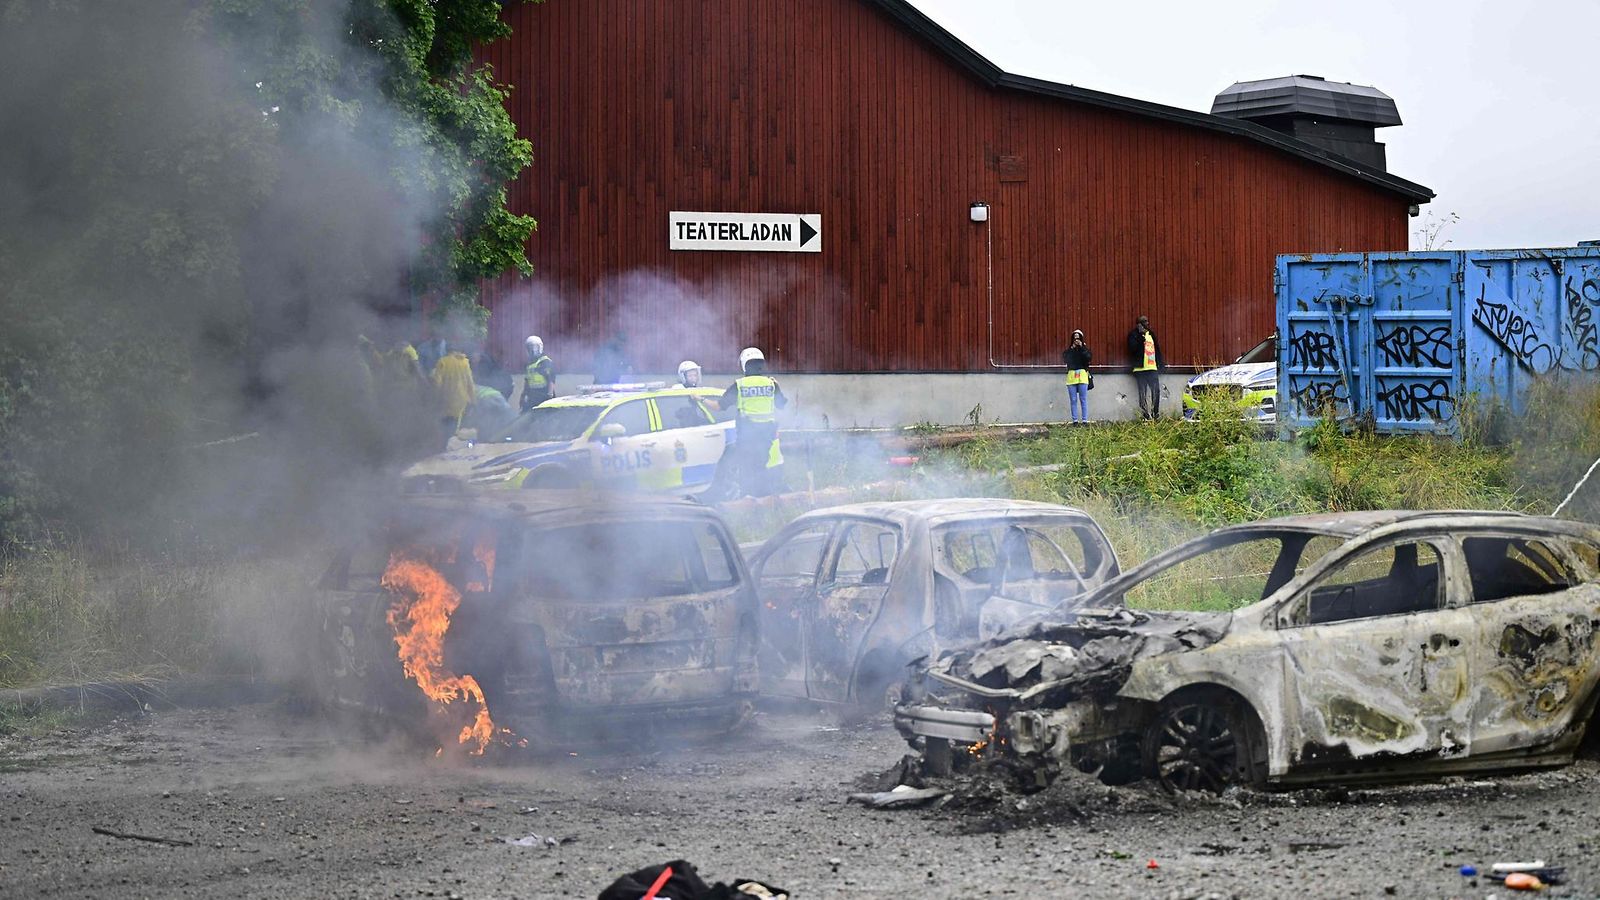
xmin=1553 ymin=454 xmax=1600 ymax=518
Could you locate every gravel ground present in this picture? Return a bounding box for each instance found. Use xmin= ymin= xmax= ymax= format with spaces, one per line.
xmin=2 ymin=702 xmax=1598 ymax=899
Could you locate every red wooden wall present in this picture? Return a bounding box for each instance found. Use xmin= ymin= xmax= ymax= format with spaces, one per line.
xmin=473 ymin=0 xmax=1412 ymax=374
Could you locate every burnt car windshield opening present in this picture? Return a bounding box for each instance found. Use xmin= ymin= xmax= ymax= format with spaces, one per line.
xmin=513 ymin=520 xmax=739 ymax=600
xmin=487 ymin=405 xmax=604 ymax=443
xmin=939 ymin=520 xmax=1101 ymax=586
xmin=1463 ymin=536 xmax=1579 ymax=602
xmin=1294 ymin=540 xmax=1443 ymax=625
xmin=761 ymin=526 xmax=831 ymax=581
xmin=830 ymin=521 xmax=899 ymax=587
xmin=1110 ymin=531 xmax=1341 ymax=612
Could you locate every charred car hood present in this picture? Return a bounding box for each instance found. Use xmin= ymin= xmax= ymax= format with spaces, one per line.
xmin=924 ymin=607 xmax=1231 ymax=702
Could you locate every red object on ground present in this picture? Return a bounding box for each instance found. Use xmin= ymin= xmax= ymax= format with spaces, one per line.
xmin=1146 ymin=859 xmax=1160 ymax=870
xmin=641 ymin=865 xmax=674 ymax=900
xmin=888 ymin=456 xmax=920 ymax=467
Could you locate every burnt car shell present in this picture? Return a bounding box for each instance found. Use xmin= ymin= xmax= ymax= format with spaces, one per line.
xmin=897 ymin=511 xmax=1600 ymax=789
xmin=313 ymin=491 xmax=757 ymax=743
xmin=749 ymin=498 xmax=1119 ymax=707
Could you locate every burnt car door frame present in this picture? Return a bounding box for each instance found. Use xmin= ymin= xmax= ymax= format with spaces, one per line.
xmin=751 ymin=518 xmax=840 ymax=700
xmin=1449 ymin=526 xmax=1600 ymax=762
xmin=805 ymin=517 xmax=906 ymax=703
xmin=1269 ymin=533 xmax=1477 ymax=779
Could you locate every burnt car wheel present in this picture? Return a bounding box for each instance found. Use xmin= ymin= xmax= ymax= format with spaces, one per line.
xmin=1142 ymin=700 xmax=1263 ymax=793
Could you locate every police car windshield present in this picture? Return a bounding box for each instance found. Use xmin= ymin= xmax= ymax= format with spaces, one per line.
xmin=488 ymin=405 xmax=604 ymax=443
xmin=1237 ymin=336 xmax=1277 ymax=365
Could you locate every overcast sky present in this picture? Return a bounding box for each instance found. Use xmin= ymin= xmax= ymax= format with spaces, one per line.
xmin=909 ymin=0 xmax=1598 ymax=251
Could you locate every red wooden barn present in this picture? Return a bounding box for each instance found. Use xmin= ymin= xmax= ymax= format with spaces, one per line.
xmin=472 ymin=0 xmax=1431 ymax=376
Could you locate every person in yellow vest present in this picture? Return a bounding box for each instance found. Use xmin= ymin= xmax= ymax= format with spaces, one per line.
xmin=521 ymin=335 xmax=555 ymax=411
xmin=1061 ymin=329 xmax=1092 ymax=424
xmin=432 ymin=345 xmax=476 ymax=449
xmin=1126 ymin=315 xmax=1164 ymax=420
xmin=719 ymin=347 xmax=787 ymax=496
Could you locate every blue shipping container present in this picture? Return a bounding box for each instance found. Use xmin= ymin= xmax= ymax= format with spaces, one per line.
xmin=1277 ymin=248 xmax=1600 ymax=435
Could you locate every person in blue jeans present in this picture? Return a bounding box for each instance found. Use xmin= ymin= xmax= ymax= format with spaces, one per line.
xmin=1062 ymin=329 xmax=1092 ymax=423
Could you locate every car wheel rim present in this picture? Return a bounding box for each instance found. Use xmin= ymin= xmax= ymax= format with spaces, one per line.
xmin=1153 ymin=705 xmax=1238 ymax=793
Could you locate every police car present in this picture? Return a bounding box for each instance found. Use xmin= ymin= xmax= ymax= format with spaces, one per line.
xmin=1183 ymin=334 xmax=1278 ymax=422
xmin=402 ymin=383 xmax=738 ymax=495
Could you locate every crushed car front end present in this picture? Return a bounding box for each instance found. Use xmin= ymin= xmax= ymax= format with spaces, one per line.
xmin=894 ymin=608 xmax=1231 ymax=782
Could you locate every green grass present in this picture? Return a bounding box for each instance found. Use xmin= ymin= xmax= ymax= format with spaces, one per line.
xmin=0 ymin=546 xmax=303 ymax=690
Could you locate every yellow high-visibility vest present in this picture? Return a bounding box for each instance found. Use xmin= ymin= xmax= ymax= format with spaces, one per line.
xmin=525 ymin=356 xmax=552 ymax=389
xmin=734 ymin=375 xmax=778 ymax=422
xmin=1135 ymin=334 xmax=1157 ymax=372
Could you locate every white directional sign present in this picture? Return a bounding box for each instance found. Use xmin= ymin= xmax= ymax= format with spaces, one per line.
xmin=669 ymin=211 xmax=821 ymax=253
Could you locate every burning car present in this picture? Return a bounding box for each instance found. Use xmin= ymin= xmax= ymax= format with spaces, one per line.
xmin=309 ymin=492 xmax=758 ymax=752
xmin=748 ymin=499 xmax=1119 ymax=709
xmin=402 ymin=384 xmax=736 ymax=495
xmin=895 ymin=510 xmax=1600 ymax=791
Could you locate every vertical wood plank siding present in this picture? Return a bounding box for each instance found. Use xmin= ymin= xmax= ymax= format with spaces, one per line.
xmin=475 ymin=0 xmax=1410 ymax=373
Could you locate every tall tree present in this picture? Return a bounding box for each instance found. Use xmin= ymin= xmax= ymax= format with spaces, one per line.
xmin=0 ymin=0 xmax=537 ymax=543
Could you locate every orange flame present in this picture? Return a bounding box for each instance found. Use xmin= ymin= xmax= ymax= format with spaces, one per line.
xmin=383 ymin=553 xmax=496 ymax=755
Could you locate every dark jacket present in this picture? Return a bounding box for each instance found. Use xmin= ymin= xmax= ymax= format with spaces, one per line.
xmin=1061 ymin=344 xmax=1092 ymax=370
xmin=1126 ymin=327 xmax=1164 ymax=373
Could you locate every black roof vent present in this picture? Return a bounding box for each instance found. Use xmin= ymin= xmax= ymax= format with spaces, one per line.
xmin=1212 ymin=75 xmax=1401 ymax=171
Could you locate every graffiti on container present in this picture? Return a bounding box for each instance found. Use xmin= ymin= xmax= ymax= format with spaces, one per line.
xmin=1561 ymin=277 xmax=1600 ymax=372
xmin=1375 ymin=324 xmax=1452 ymax=369
xmin=1473 ymin=292 xmax=1555 ymax=374
xmin=1376 ymin=379 xmax=1454 ymax=422
xmin=1288 ymin=331 xmax=1339 ymax=370
xmin=1290 ymin=380 xmax=1348 ymax=415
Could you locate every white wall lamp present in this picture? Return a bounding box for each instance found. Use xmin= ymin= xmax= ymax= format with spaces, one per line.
xmin=969 ymin=201 xmax=990 ymax=223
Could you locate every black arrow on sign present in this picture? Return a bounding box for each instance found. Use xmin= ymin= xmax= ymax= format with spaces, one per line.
xmin=798 ymin=218 xmax=818 ymax=248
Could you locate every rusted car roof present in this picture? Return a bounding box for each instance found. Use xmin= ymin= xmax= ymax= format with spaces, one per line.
xmin=1210 ymin=509 xmax=1544 ymax=539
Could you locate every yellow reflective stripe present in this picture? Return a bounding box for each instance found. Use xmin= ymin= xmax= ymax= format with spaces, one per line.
xmin=646 ymin=400 xmax=663 ymax=431
xmin=766 ymin=435 xmax=783 ymax=468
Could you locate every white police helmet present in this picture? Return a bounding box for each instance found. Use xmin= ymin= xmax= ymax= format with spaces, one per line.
xmin=524 ymin=335 xmax=543 ymax=356
xmin=738 ymin=347 xmax=765 ymax=372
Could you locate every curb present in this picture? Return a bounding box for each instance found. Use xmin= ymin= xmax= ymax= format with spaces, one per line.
xmin=0 ymin=675 xmax=285 ymax=717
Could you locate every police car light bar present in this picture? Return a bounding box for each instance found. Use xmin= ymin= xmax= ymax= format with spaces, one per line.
xmin=577 ymin=381 xmax=668 ymax=394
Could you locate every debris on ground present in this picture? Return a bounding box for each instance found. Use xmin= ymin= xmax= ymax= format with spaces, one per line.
xmin=597 ymin=859 xmax=788 ymax=900
xmin=90 ymin=826 xmax=194 ymax=848
xmin=1488 ymin=861 xmax=1565 ymax=887
xmin=504 ymin=833 xmax=562 ymax=848
xmin=847 ymin=784 xmax=950 ymax=810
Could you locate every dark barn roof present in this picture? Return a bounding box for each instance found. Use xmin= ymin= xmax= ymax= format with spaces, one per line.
xmin=868 ymin=0 xmax=1432 ymax=203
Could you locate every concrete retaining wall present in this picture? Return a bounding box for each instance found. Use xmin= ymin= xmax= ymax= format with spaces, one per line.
xmin=532 ymin=373 xmax=1193 ymax=428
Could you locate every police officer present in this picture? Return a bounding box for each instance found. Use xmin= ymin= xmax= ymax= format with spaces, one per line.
xmin=676 ymin=359 xmax=703 ymax=388
xmin=720 ymin=347 xmax=787 ymax=496
xmin=521 ymin=335 xmax=555 ymax=412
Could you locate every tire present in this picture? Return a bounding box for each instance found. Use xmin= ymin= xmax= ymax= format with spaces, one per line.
xmin=845 ymin=650 xmax=903 ymax=720
xmin=1141 ymin=697 xmax=1266 ymax=793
